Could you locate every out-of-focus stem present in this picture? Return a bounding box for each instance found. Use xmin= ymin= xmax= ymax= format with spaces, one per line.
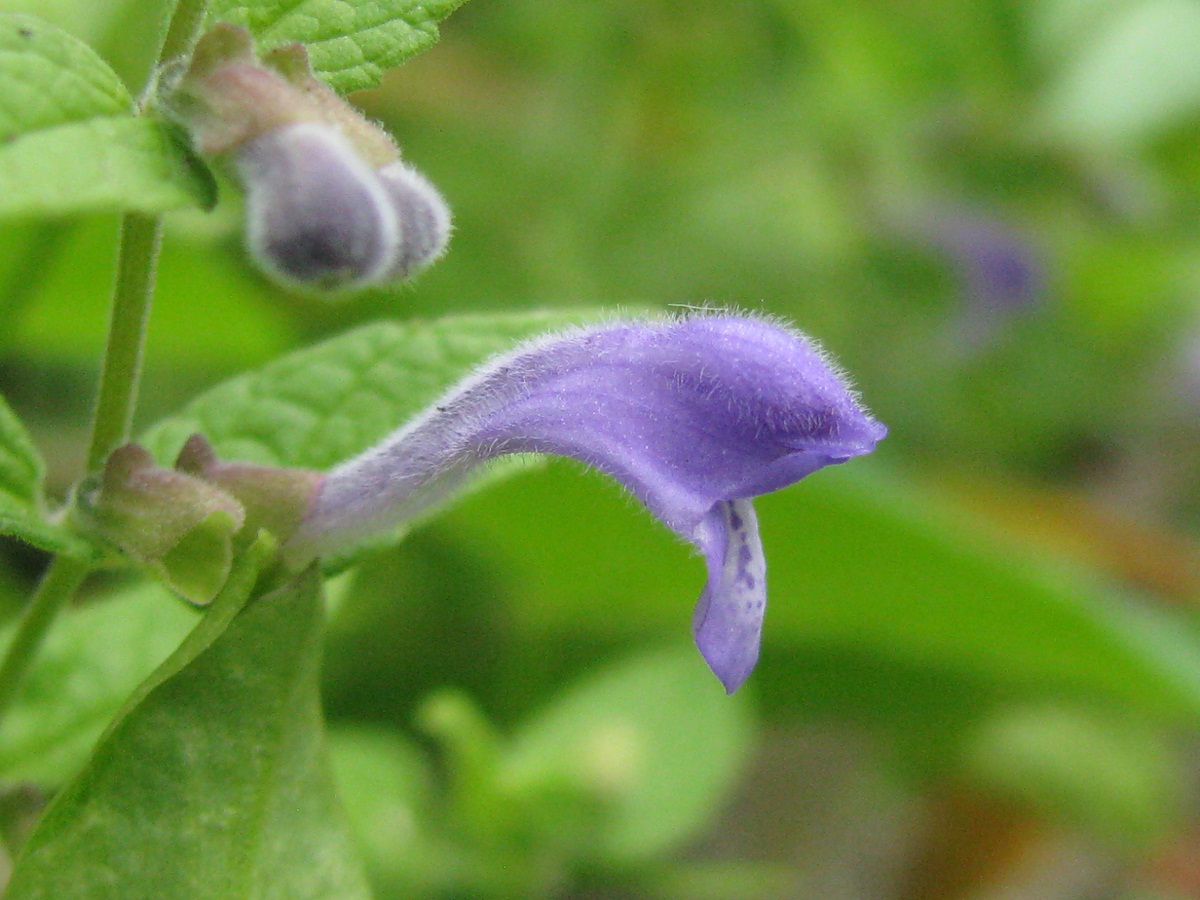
xmin=0 ymin=557 xmax=89 ymax=720
xmin=0 ymin=0 xmax=214 ymax=729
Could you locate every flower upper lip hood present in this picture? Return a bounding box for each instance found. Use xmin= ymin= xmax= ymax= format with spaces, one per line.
xmin=286 ymin=313 xmax=885 ymax=692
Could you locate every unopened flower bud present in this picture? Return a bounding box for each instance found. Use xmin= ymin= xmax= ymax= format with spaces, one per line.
xmin=161 ymin=24 xmax=453 ymax=293
xmin=377 ymin=162 xmax=453 ymax=282
xmin=236 ymin=122 xmax=400 ymax=291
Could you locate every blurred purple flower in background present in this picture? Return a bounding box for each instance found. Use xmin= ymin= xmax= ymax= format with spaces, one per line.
xmin=287 ymin=314 xmax=886 ymax=692
xmin=899 ymin=206 xmax=1047 ymax=348
xmin=943 ymin=215 xmax=1043 ymax=313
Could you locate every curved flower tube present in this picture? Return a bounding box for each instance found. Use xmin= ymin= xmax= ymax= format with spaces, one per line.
xmin=286 ymin=314 xmax=886 ymax=691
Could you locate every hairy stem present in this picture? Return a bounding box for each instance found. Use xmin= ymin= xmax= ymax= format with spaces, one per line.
xmin=0 ymin=0 xmax=214 ymax=728
xmin=86 ymin=212 xmax=163 ymax=471
xmin=86 ymin=0 xmax=211 ymax=470
xmin=158 ymin=0 xmax=211 ymax=69
xmin=0 ymin=557 xmax=90 ymax=720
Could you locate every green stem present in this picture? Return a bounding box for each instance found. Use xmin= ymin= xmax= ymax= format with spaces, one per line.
xmin=0 ymin=557 xmax=89 ymax=720
xmin=157 ymin=0 xmax=211 ymax=69
xmin=85 ymin=212 xmax=163 ymax=471
xmin=85 ymin=0 xmax=212 ymax=471
xmin=0 ymin=0 xmax=214 ymax=727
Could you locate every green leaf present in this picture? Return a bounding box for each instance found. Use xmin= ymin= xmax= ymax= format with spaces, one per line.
xmin=0 ymin=392 xmax=88 ymax=557
xmin=143 ymin=311 xmax=598 ymax=469
xmin=0 ymin=116 xmax=213 ymax=219
xmin=0 ymin=515 xmax=91 ymax=558
xmin=0 ymin=15 xmax=211 ymax=218
xmin=502 ymin=647 xmax=755 ymax=864
xmin=1039 ymin=0 xmax=1200 ymax=146
xmin=207 ymin=0 xmax=469 ymax=93
xmin=0 ymin=580 xmax=197 ymax=785
xmin=0 ymin=13 xmax=131 ymax=141
xmin=6 ymin=560 xmax=372 ymax=899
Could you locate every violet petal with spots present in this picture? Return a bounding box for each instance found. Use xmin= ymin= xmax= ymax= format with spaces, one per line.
xmin=286 ymin=314 xmax=886 ymax=692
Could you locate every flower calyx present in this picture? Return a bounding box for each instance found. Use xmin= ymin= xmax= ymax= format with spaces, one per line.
xmin=173 ymin=434 xmax=323 ymax=547
xmin=74 ymin=437 xmax=323 ymax=605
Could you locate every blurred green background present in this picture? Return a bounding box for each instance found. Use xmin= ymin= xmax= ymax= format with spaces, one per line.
xmin=4 ymin=0 xmax=1200 ymax=897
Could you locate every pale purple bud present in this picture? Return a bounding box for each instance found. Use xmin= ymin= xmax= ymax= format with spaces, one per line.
xmin=286 ymin=314 xmax=885 ymax=692
xmin=237 ymin=123 xmax=400 ymax=291
xmin=160 ymin=25 xmax=454 ymax=293
xmin=376 ymin=161 xmax=452 ymax=281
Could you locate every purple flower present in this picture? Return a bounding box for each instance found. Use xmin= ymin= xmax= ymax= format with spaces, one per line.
xmin=894 ymin=206 xmax=1046 ymax=350
xmin=937 ymin=215 xmax=1043 ymax=318
xmin=286 ymin=314 xmax=885 ymax=692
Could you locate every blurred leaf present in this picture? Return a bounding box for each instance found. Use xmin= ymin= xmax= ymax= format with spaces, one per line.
xmin=0 ymin=0 xmax=175 ymax=112
xmin=207 ymin=0 xmax=469 ymax=93
xmin=6 ymin=562 xmax=372 ymax=899
xmin=503 ymin=647 xmax=755 ymax=864
xmin=0 ymin=116 xmax=212 ymax=219
xmin=0 ymin=580 xmax=197 ymax=785
xmin=0 ymin=2 xmax=132 ymax=49
xmin=329 ymin=725 xmax=462 ymax=897
xmin=0 ymin=392 xmax=88 ymax=557
xmin=1040 ymin=0 xmax=1200 ymax=146
xmin=7 ymin=212 xmax=296 ymax=371
xmin=322 ymin=531 xmax=511 ymax=722
xmin=436 ymin=460 xmax=1200 ymax=730
xmin=1026 ymin=0 xmax=1126 ymax=64
xmin=0 ymin=13 xmax=131 ymax=140
xmin=759 ymin=465 xmax=1200 ymax=724
xmin=963 ymin=704 xmax=1184 ymax=849
xmin=645 ymin=861 xmax=801 ymax=900
xmin=329 ymin=725 xmax=431 ymax=855
xmin=0 ymin=390 xmax=43 ymax=515
xmin=1062 ymin=232 xmax=1190 ymax=343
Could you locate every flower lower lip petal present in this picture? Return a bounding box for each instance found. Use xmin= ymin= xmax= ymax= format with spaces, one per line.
xmin=692 ymin=498 xmax=767 ymax=694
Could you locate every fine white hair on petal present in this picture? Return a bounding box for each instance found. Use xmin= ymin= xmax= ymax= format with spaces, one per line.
xmin=285 ymin=310 xmax=883 ymax=565
xmin=285 ymin=318 xmax=622 ymax=562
